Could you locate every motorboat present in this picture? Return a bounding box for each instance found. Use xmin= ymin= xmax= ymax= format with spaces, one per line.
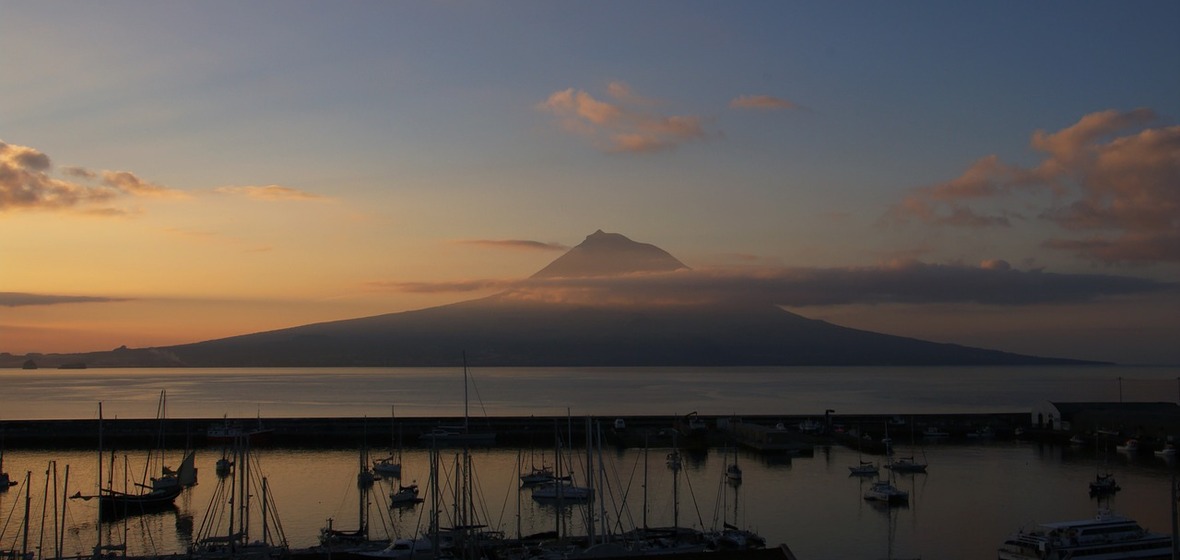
xmin=519 ymin=464 xmax=556 ymax=485
xmin=966 ymin=426 xmax=995 ymax=439
xmin=997 ymin=509 xmax=1171 ymax=559
xmin=798 ymin=419 xmax=823 ymax=433
xmin=886 ymin=456 xmax=927 ymax=473
xmin=388 ymin=483 xmax=422 ymax=507
xmin=863 ymin=479 xmax=908 ymax=505
xmin=372 ymin=456 xmax=401 ymax=477
xmin=206 ymin=415 xmax=273 ymax=443
xmin=1154 ymin=443 xmax=1177 ymax=458
xmin=1117 ymin=439 xmax=1140 ymax=454
xmin=726 ymin=462 xmax=743 ymax=483
xmin=921 ymin=427 xmax=950 ymax=439
xmin=848 ymin=461 xmax=879 ymax=476
xmin=531 ymin=481 xmax=593 ymax=502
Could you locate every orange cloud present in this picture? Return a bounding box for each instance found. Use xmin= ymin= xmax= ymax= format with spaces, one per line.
xmin=1 ymin=141 xmax=117 ymax=211
xmin=729 ymin=94 xmax=797 ymax=111
xmin=214 ymin=185 xmax=326 ymax=201
xmin=890 ymin=109 xmax=1180 ymax=263
xmin=1 ymin=140 xmax=184 ymax=213
xmin=538 ymin=85 xmax=708 ymax=154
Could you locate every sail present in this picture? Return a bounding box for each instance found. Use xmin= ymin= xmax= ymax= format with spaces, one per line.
xmin=178 ymin=451 xmax=198 ymax=487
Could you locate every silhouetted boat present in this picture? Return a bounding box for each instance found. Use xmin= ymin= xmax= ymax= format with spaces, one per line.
xmin=997 ymin=509 xmax=1171 ymax=559
xmin=418 ymin=354 xmax=496 ymax=446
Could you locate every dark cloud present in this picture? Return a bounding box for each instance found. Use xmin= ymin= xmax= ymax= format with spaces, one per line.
xmin=367 ymin=279 xmax=511 ymax=294
xmin=372 ymin=262 xmax=1173 ymax=307
xmin=0 ymin=292 xmax=127 ymax=307
xmin=455 ymin=239 xmax=569 ymax=252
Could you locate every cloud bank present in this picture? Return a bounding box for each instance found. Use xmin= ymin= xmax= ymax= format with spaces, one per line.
xmin=0 ymin=292 xmax=127 ymax=307
xmin=538 ymin=82 xmax=708 ymax=154
xmin=374 ymin=261 xmax=1172 ymax=307
xmin=455 ymin=239 xmax=569 ymax=252
xmin=891 ymin=109 xmax=1180 ymax=263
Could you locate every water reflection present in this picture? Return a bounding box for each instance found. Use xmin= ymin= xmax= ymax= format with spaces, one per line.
xmin=1 ymin=441 xmax=1178 ymax=559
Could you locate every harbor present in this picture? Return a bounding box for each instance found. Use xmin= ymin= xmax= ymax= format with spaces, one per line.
xmin=5 ymin=365 xmax=1180 ymax=558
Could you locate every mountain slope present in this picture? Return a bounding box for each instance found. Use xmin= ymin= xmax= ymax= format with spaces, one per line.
xmin=15 ymin=230 xmax=1101 ymax=367
xmin=159 ymin=295 xmax=1089 ymax=366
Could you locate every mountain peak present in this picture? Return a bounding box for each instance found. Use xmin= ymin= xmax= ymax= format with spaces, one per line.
xmin=531 ymin=230 xmax=689 ymax=278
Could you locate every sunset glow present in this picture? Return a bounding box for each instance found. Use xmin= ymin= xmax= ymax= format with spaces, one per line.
xmin=2 ymin=2 xmax=1177 ymax=363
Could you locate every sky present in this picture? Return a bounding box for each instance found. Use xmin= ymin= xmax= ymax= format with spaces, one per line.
xmin=2 ymin=2 xmax=1178 ymax=364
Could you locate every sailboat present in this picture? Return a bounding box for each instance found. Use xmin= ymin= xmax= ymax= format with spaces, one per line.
xmin=418 ymin=353 xmax=495 ymax=446
xmin=885 ymin=419 xmax=928 ymax=474
xmin=849 ymin=426 xmax=879 ymax=476
xmin=372 ymin=405 xmax=402 ymax=477
xmin=72 ymin=395 xmax=193 ymax=518
xmin=864 ymin=425 xmax=909 ymax=505
xmin=531 ymin=429 xmax=592 ymax=503
xmin=725 ymin=445 xmax=743 ymax=483
xmin=190 ymin=434 xmax=288 ymax=560
xmin=519 ymin=448 xmax=556 ymax=486
xmin=712 ymin=452 xmax=765 ymax=551
xmin=319 ymin=441 xmax=388 ymax=554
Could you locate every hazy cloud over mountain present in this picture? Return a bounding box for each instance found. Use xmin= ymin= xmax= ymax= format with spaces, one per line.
xmin=376 ymin=261 xmax=1172 ymax=307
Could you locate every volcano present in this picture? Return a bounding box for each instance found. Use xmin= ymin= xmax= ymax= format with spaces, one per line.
xmin=110 ymin=230 xmax=1091 ymax=367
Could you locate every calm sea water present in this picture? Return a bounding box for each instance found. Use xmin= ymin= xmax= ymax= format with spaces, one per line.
xmin=1 ymin=441 xmax=1177 ymax=559
xmin=1 ymin=365 xmax=1178 ymax=419
xmin=3 ymin=366 xmax=1180 ymax=559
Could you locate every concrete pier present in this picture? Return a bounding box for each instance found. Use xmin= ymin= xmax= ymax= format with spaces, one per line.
xmin=0 ymin=412 xmax=1029 ymax=450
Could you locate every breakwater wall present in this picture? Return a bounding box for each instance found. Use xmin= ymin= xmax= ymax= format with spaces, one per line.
xmin=0 ymin=412 xmax=1028 ymax=450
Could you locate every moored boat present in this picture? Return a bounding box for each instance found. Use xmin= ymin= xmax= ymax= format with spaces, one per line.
xmin=863 ymin=479 xmax=908 ymax=505
xmin=1116 ymin=439 xmax=1140 ymax=454
xmin=997 ymin=509 xmax=1171 ymax=559
xmin=885 ymin=456 xmax=927 ymax=473
xmin=531 ymin=480 xmax=593 ymax=502
xmin=389 ymin=483 xmax=423 ymax=507
xmin=848 ymin=461 xmax=879 ymax=476
xmin=1089 ymin=472 xmax=1120 ymax=496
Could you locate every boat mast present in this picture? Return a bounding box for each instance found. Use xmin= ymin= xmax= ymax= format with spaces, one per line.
xmin=21 ymin=471 xmax=31 ymax=560
xmin=585 ymin=416 xmax=594 ymax=543
xmin=462 ymin=352 xmax=469 ymax=434
xmin=95 ymin=402 xmax=103 ymax=559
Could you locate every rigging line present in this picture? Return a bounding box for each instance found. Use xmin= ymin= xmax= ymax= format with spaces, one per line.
xmin=0 ymin=474 xmax=25 ymax=542
xmin=679 ymin=460 xmax=706 ymax=530
xmin=466 ymin=372 xmax=493 ymax=427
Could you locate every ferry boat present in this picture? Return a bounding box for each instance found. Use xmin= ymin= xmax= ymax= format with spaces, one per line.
xmin=997 ymin=509 xmax=1171 ymax=559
